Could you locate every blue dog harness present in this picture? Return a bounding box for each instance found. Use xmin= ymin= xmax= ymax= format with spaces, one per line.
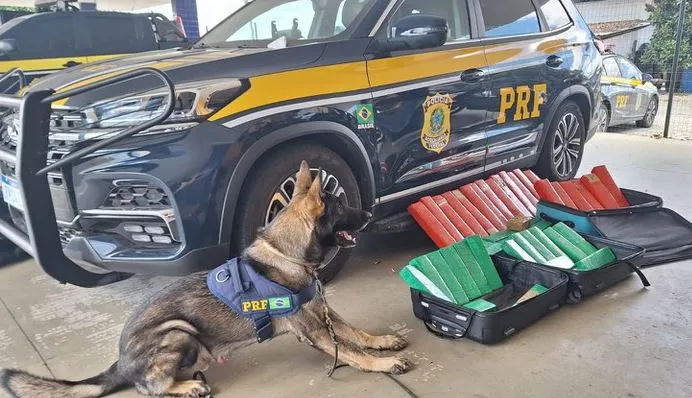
xmin=207 ymin=257 xmax=318 ymax=342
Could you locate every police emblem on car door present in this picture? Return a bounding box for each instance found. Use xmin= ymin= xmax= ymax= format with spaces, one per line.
xmin=421 ymin=93 xmax=454 ymax=154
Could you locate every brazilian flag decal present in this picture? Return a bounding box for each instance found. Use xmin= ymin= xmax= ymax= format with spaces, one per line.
xmin=268 ymin=296 xmax=292 ymax=310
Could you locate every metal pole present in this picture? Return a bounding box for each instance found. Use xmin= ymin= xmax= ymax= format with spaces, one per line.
xmin=664 ymin=0 xmax=687 ymax=138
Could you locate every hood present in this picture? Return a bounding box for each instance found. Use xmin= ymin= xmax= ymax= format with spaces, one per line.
xmin=24 ymin=45 xmax=326 ymax=108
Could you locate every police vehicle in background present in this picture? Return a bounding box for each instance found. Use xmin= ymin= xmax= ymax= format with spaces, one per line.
xmin=0 ymin=0 xmax=604 ymax=287
xmin=0 ymin=0 xmax=187 ymax=92
xmin=596 ymin=51 xmax=659 ymax=132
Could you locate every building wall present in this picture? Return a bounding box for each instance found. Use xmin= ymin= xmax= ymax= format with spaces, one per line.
xmin=575 ymin=0 xmax=650 ymax=23
xmin=603 ymin=25 xmax=655 ymax=58
xmin=576 ymin=0 xmax=654 ymax=58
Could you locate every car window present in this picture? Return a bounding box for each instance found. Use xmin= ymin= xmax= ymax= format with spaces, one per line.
xmin=204 ymin=0 xmax=375 ymax=46
xmin=603 ymin=57 xmax=621 ymax=77
xmin=153 ymin=17 xmax=186 ymax=42
xmin=479 ymin=0 xmax=541 ymax=38
xmin=617 ymin=57 xmax=642 ymax=81
xmin=3 ymin=15 xmax=75 ymax=59
xmin=389 ymin=0 xmax=471 ymax=41
xmin=536 ymin=0 xmax=571 ymax=30
xmin=86 ymin=15 xmax=155 ymax=54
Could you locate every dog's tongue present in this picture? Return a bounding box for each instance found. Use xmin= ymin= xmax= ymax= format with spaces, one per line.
xmin=338 ymin=231 xmax=356 ymax=243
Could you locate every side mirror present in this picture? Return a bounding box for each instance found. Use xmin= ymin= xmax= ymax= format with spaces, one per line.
xmin=379 ymin=15 xmax=448 ymax=52
xmin=643 ymin=73 xmax=653 ymax=82
xmin=0 ymin=39 xmax=18 ymax=55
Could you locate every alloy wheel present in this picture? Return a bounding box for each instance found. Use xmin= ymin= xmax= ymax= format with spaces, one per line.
xmin=646 ymin=99 xmax=658 ymax=125
xmin=596 ymin=105 xmax=609 ymax=132
xmin=552 ymin=112 xmax=582 ymax=178
xmin=265 ymin=169 xmax=346 ymax=268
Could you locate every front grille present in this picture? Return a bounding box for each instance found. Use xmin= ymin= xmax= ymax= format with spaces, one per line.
xmin=59 ymin=227 xmax=77 ymax=247
xmin=103 ymin=184 xmax=170 ymax=209
xmin=0 ymin=112 xmax=79 ymax=186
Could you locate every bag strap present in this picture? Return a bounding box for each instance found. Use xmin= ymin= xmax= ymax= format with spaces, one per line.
xmin=624 ymin=260 xmax=651 ymax=287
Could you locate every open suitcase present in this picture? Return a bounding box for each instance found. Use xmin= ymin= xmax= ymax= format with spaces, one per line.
xmin=495 ymin=233 xmax=647 ymax=304
xmin=536 ymin=188 xmax=662 ymax=235
xmin=537 ymin=198 xmax=692 ymax=267
xmin=410 ymin=255 xmax=568 ymax=344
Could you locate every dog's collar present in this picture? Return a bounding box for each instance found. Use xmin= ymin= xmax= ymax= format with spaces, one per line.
xmin=260 ymin=241 xmax=321 ymax=268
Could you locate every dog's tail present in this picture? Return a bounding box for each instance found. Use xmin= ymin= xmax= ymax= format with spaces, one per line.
xmin=0 ymin=362 xmax=129 ymax=398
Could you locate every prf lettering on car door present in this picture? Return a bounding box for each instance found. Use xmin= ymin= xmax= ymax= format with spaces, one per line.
xmin=497 ymin=84 xmax=548 ymax=124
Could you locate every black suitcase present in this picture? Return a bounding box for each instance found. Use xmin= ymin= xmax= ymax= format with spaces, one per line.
xmin=410 ymin=256 xmax=568 ymax=344
xmin=497 ymin=234 xmax=648 ymax=304
xmin=536 ymin=188 xmax=662 ymax=236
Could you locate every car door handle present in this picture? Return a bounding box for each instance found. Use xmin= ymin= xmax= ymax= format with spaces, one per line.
xmin=460 ymin=69 xmax=485 ymax=82
xmin=546 ymin=55 xmax=564 ymax=68
xmin=63 ymin=60 xmax=82 ymax=68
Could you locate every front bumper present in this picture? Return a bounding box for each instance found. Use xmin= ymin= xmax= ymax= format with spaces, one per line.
xmin=0 ymin=68 xmax=230 ymax=287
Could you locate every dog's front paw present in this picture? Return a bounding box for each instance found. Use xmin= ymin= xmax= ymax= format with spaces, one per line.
xmin=386 ymin=357 xmax=413 ymax=375
xmin=168 ymin=380 xmax=212 ymax=398
xmin=373 ymin=334 xmax=409 ymax=351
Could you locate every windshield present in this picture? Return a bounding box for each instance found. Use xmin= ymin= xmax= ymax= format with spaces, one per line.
xmin=196 ymin=0 xmax=376 ymax=48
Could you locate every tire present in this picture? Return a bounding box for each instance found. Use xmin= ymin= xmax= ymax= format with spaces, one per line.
xmin=596 ymin=102 xmax=610 ymax=133
xmin=534 ymin=100 xmax=586 ymax=181
xmin=636 ymin=97 xmax=658 ymax=128
xmin=234 ymin=143 xmax=362 ymax=283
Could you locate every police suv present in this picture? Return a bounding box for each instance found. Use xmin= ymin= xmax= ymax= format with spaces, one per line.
xmin=0 ymin=0 xmax=603 ymax=286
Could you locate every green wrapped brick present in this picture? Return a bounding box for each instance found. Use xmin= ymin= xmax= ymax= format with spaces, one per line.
xmin=463 ymin=298 xmax=497 ymax=312
xmin=503 ymin=239 xmax=536 ymax=262
xmin=531 ymin=218 xmax=552 ymax=230
xmin=545 ymin=256 xmax=575 ymax=269
xmin=574 ymin=247 xmax=617 ymax=271
xmin=528 ymin=227 xmax=565 ymax=258
xmin=552 ymin=222 xmax=598 ymax=255
xmin=426 ymin=251 xmax=470 ymax=304
xmin=519 ymin=230 xmax=556 ymax=260
xmin=439 ymin=246 xmax=483 ymax=299
xmin=445 ymin=244 xmax=489 ymax=296
xmin=411 ymin=257 xmax=455 ymax=301
xmin=400 ymin=265 xmax=452 ymax=302
xmin=464 ymin=236 xmax=504 ymax=291
xmin=483 ymin=240 xmax=505 ymax=256
xmin=513 ymin=234 xmax=548 ymax=264
xmin=544 ymin=227 xmax=588 ymax=262
xmin=485 ymin=229 xmax=515 ymax=243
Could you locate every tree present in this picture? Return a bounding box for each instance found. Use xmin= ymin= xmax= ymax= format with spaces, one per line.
xmin=642 ymin=0 xmax=692 ymax=75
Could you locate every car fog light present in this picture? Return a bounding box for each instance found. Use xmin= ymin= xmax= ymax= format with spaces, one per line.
xmin=132 ymin=234 xmax=152 ymax=243
xmin=144 ymin=226 xmax=165 ymax=235
xmin=152 ymin=235 xmax=173 ymax=244
xmin=124 ymin=224 xmax=144 ymax=233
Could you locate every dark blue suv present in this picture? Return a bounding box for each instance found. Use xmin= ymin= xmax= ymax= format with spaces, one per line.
xmin=0 ymin=0 xmax=603 ymax=286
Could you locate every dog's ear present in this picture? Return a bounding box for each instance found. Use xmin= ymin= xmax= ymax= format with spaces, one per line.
xmin=307 ymin=168 xmax=324 ymax=210
xmin=293 ymin=160 xmax=311 ymax=198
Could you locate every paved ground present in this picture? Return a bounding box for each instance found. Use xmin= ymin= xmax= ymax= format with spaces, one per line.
xmin=610 ymin=93 xmax=692 ymax=140
xmin=2 ymin=133 xmax=692 ymax=397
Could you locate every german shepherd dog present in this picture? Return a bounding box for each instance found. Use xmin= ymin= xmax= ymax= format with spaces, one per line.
xmin=0 ymin=161 xmax=412 ymax=397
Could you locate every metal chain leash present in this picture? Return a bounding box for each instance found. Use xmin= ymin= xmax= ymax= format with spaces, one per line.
xmin=310 ymin=268 xmax=341 ymax=377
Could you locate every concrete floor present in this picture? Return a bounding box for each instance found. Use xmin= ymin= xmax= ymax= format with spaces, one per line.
xmin=2 ymin=133 xmax=692 ymax=397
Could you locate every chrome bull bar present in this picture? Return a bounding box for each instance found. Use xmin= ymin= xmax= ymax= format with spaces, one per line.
xmin=0 ymin=67 xmax=175 ymax=287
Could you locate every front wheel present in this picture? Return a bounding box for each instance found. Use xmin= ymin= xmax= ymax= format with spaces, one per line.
xmin=534 ymin=100 xmax=586 ymax=181
xmin=234 ymin=144 xmax=362 ymax=283
xmin=636 ymin=97 xmax=658 ymax=128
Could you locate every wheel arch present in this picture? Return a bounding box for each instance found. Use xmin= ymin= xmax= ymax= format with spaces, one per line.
xmin=537 ymin=85 xmax=593 ymax=156
xmin=218 ymin=121 xmax=377 ymax=247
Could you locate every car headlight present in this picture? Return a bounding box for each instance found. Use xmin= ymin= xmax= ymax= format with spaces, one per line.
xmin=85 ymin=79 xmax=246 ymax=129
